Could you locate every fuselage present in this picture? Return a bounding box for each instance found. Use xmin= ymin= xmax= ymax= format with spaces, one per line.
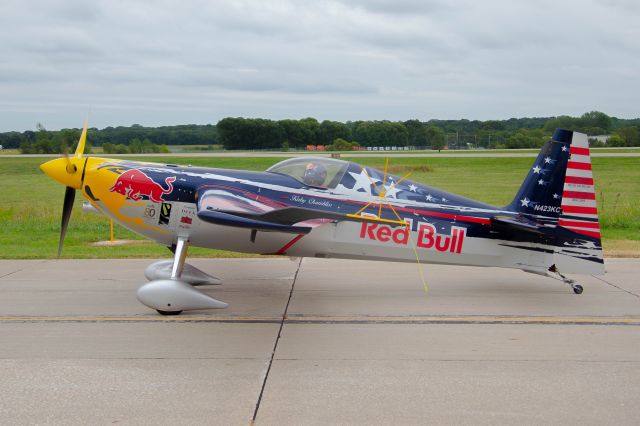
xmin=77 ymin=156 xmax=564 ymax=273
xmin=40 ymin=128 xmax=606 ymax=292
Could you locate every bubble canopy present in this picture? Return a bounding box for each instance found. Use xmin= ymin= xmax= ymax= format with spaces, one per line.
xmin=266 ymin=157 xmax=350 ymax=189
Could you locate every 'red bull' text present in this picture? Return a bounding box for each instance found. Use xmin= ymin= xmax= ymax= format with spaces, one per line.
xmin=360 ymin=222 xmax=466 ymax=254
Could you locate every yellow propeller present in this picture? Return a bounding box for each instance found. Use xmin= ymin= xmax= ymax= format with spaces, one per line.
xmin=39 ymin=119 xmax=89 ymax=256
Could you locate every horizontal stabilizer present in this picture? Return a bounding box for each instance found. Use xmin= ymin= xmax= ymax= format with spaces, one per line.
xmin=490 ymin=215 xmax=556 ymax=245
xmin=491 ymin=215 xmax=547 ymax=236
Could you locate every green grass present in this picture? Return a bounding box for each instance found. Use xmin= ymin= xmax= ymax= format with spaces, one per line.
xmin=1 ymin=155 xmax=638 ymax=258
xmin=593 ymin=147 xmax=640 ymax=153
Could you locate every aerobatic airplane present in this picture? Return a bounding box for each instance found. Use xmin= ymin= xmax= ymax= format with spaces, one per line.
xmin=40 ymin=124 xmax=604 ymax=315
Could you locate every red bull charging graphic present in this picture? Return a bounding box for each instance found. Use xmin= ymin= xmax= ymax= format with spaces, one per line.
xmin=109 ymin=169 xmax=175 ymax=203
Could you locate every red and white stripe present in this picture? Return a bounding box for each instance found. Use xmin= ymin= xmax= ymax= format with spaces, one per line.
xmin=559 ymin=133 xmax=601 ymax=238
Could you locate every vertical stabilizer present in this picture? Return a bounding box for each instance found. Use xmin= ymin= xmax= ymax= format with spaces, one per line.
xmin=507 ymin=129 xmax=604 ymax=274
xmin=507 ymin=129 xmax=571 ymax=219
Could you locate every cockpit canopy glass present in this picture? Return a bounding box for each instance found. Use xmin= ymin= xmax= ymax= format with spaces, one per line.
xmin=267 ymin=157 xmax=349 ymax=189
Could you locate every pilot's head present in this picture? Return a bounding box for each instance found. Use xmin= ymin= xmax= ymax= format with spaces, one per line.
xmin=303 ymin=162 xmax=327 ymax=186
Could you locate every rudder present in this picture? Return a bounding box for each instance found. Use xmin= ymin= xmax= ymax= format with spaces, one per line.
xmin=554 ymin=130 xmax=604 ymax=274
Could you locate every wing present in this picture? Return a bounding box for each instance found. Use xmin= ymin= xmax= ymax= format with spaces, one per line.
xmin=196 ymin=188 xmax=388 ymax=233
xmin=198 ymin=209 xmax=314 ymax=234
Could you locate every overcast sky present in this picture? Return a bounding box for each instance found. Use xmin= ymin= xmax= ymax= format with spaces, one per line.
xmin=1 ymin=0 xmax=638 ymax=131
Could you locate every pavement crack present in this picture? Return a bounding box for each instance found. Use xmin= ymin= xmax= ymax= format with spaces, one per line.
xmin=0 ymin=269 xmax=23 ymax=279
xmin=593 ymin=275 xmax=640 ymax=298
xmin=251 ymin=257 xmax=302 ymax=423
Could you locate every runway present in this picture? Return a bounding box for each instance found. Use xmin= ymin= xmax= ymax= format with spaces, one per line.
xmin=1 ymin=258 xmax=639 ymax=425
xmin=10 ymin=151 xmax=640 ymax=159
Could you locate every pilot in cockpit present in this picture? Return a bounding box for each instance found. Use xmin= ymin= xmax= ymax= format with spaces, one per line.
xmin=303 ymin=162 xmax=327 ymax=187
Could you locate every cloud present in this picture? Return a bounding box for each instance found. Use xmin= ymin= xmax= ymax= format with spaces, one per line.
xmin=0 ymin=0 xmax=638 ymax=131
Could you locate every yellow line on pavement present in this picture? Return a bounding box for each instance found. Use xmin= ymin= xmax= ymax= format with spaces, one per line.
xmin=284 ymin=315 xmax=640 ymax=325
xmin=0 ymin=314 xmax=639 ymax=325
xmin=0 ymin=315 xmax=281 ymax=323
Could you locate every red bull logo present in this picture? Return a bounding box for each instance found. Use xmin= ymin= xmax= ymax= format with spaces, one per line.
xmin=360 ymin=222 xmax=466 ymax=254
xmin=110 ymin=169 xmax=176 ymax=203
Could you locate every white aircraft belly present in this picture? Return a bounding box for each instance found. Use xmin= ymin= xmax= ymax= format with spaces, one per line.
xmin=158 ymin=210 xmax=556 ymax=273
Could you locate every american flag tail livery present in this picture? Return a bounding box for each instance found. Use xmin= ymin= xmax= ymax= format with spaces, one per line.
xmin=505 ymin=129 xmax=603 ymax=275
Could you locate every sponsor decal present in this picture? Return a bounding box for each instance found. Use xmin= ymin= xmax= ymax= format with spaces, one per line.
xmin=159 ymin=203 xmax=172 ymax=225
xmin=109 ymin=169 xmax=175 ymax=203
xmin=360 ymin=222 xmax=409 ymax=245
xmin=359 ymin=222 xmax=466 ymax=254
xmin=144 ymin=204 xmax=156 ymax=218
xmin=178 ymin=205 xmax=196 ymax=230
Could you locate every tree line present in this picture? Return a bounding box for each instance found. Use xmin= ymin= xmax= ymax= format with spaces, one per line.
xmin=2 ymin=111 xmax=639 ymax=153
xmin=3 ymin=123 xmax=217 ymax=154
xmin=216 ymin=112 xmax=639 ymax=150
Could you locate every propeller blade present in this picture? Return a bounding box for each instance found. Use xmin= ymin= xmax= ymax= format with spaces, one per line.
xmin=74 ymin=118 xmax=89 ymax=158
xmin=58 ymin=186 xmax=76 ymax=256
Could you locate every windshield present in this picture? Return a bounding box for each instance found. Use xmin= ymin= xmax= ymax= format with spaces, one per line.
xmin=267 ymin=157 xmax=350 ymax=189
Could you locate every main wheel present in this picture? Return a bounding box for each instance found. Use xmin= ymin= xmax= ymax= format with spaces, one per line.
xmin=572 ymin=284 xmax=584 ymax=294
xmin=157 ymin=309 xmax=183 ymax=315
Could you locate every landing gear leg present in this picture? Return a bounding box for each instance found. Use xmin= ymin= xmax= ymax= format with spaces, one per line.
xmin=136 ymin=236 xmax=228 ymax=314
xmin=154 ymin=237 xmax=189 ymax=315
xmin=549 ymin=265 xmax=583 ymax=294
xmin=171 ymin=237 xmax=189 ymax=281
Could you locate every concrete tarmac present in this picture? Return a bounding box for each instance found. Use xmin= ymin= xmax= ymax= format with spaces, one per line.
xmin=1 ymin=258 xmax=639 ymax=425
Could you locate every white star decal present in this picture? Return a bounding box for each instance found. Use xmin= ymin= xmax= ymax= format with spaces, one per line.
xmin=544 ymin=156 xmax=552 ymax=164
xmin=348 ymin=169 xmax=379 ymax=194
xmin=408 ymin=184 xmax=417 ymax=192
xmin=538 ymin=179 xmax=545 ymax=185
xmin=426 ymin=194 xmax=434 ymax=202
xmin=553 ymin=193 xmax=560 ymax=199
xmin=441 ymin=197 xmax=447 ymax=202
xmin=532 ymin=165 xmax=542 ymax=174
xmin=520 ymin=197 xmax=530 ymax=207
xmin=383 ymin=184 xmax=401 ymax=199
xmin=561 ymin=145 xmax=568 ymax=152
